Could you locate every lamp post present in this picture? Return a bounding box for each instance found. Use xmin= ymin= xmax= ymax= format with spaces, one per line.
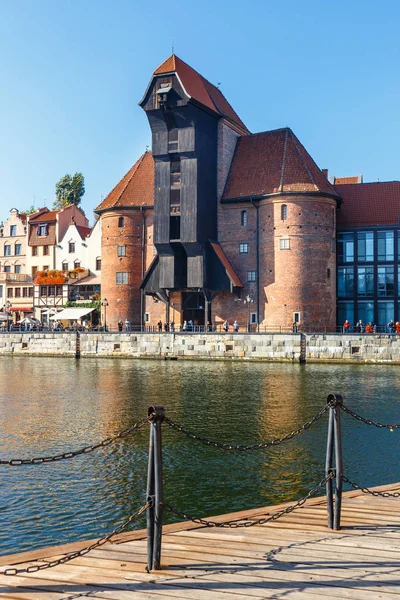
xmin=102 ymin=298 xmax=109 ymax=332
xmin=244 ymin=295 xmax=254 ymax=332
xmin=4 ymin=300 xmax=11 ymax=332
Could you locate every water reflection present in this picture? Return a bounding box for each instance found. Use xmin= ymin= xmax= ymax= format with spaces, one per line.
xmin=0 ymin=357 xmax=399 ymax=555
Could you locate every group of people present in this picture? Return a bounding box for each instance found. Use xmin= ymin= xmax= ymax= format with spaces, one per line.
xmin=343 ymin=319 xmax=400 ymax=334
xmin=118 ymin=319 xmax=131 ymax=332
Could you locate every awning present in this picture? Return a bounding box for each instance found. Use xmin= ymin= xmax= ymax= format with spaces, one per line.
xmin=10 ymin=307 xmax=33 ymax=312
xmin=50 ymin=307 xmax=95 ymax=320
xmin=73 ymin=275 xmax=101 ymax=286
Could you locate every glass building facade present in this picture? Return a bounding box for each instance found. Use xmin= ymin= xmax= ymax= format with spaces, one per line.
xmin=337 ymin=229 xmax=400 ymax=327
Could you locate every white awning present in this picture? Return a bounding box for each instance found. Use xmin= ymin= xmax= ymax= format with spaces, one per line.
xmin=50 ymin=307 xmax=95 ymax=320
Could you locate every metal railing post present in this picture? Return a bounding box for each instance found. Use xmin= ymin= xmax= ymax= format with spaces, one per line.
xmin=146 ymin=406 xmax=164 ymax=571
xmin=325 ymin=393 xmax=343 ymax=530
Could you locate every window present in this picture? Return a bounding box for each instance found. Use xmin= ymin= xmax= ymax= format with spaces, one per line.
xmin=145 ymin=312 xmax=150 ymax=323
xmin=74 ymin=260 xmax=81 ymax=268
xmin=15 ymin=244 xmax=22 ymax=256
xmin=327 ymin=268 xmax=331 ymax=279
xmin=357 ymin=302 xmax=374 ymax=326
xmin=22 ymin=288 xmax=28 ymax=298
xmin=0 ymin=286 xmax=3 ymax=298
xmin=337 ymin=266 xmax=354 ymax=297
xmin=38 ymin=224 xmax=47 ymax=236
xmin=168 ymin=128 xmax=178 ymax=152
xmin=32 ymin=246 xmax=38 ymax=256
xmin=43 ymin=245 xmax=49 ymax=256
xmin=117 ymin=246 xmax=126 ymax=257
xmin=337 ymin=302 xmax=354 ymax=325
xmin=250 ymin=312 xmax=257 ymax=324
xmin=280 ymin=238 xmax=290 ymax=250
xmin=377 ymin=231 xmax=394 ymax=261
xmin=96 ymin=258 xmax=101 ymax=270
xmin=14 ymin=265 xmax=21 ymax=274
xmin=239 ymin=243 xmax=249 ymax=253
xmin=241 ymin=210 xmax=247 ymax=226
xmin=15 ymin=288 xmax=21 ymax=298
xmin=358 ymin=267 xmax=374 ymax=296
xmin=31 ymin=266 xmax=37 ymax=277
xmin=62 ymin=262 xmax=68 ymax=271
xmin=116 ymin=272 xmax=128 ymax=284
xmin=357 ymin=232 xmax=374 ymax=262
xmin=170 ymin=216 xmax=180 ymax=239
xmin=293 ymin=312 xmax=301 ymax=324
xmin=4 ymin=245 xmax=11 ymax=256
xmin=40 ymin=286 xmax=47 ymax=296
xmin=28 ymin=287 xmax=33 ymax=297
xmin=377 ymin=301 xmax=394 ymax=327
xmin=7 ymin=288 xmax=13 ymax=298
xmin=42 ymin=265 xmax=49 ymax=272
xmin=68 ymin=242 xmax=75 ymax=253
xmin=247 ymin=271 xmax=256 ymax=282
xmin=118 ymin=217 xmax=125 ymax=228
xmin=4 ymin=265 xmax=11 ymax=273
xmin=337 ymin=233 xmax=354 ymax=263
xmin=281 ymin=204 xmax=288 ymax=221
xmin=10 ymin=225 xmax=16 ymax=236
xmin=48 ymin=286 xmax=55 ymax=296
xmin=56 ymin=285 xmax=63 ymax=296
xmin=377 ymin=266 xmax=394 ymax=296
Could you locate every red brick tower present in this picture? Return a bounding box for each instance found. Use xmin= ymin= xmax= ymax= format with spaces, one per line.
xmin=221 ymin=128 xmax=341 ymax=330
xmin=95 ymin=152 xmax=154 ymax=329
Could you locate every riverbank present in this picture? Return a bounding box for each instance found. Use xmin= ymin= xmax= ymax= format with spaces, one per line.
xmin=0 ymin=331 xmax=399 ymax=363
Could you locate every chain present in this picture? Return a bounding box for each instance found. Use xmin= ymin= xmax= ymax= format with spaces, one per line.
xmin=1 ymin=500 xmax=152 ymax=576
xmin=343 ymin=475 xmax=400 ymax=498
xmin=165 ymin=473 xmax=333 ymax=528
xmin=341 ymin=403 xmax=400 ymax=431
xmin=0 ymin=416 xmax=151 ymax=466
xmin=164 ymin=404 xmax=331 ymax=451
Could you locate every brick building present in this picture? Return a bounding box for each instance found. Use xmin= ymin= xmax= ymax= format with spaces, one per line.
xmin=96 ymin=54 xmax=400 ymax=331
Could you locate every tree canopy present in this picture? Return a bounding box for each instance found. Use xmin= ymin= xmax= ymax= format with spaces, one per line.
xmin=53 ymin=172 xmax=85 ymax=209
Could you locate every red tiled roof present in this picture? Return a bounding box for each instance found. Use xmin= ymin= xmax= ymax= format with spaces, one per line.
xmin=210 ymin=242 xmax=243 ymax=288
xmin=334 ymin=176 xmax=362 ymax=185
xmin=29 ymin=209 xmax=58 ymax=222
xmin=95 ymin=151 xmax=154 ymax=212
xmin=153 ymin=55 xmax=248 ymax=134
xmin=76 ymin=225 xmax=92 ymax=239
xmin=222 ymin=128 xmax=340 ymax=200
xmin=336 ymin=181 xmax=400 ymax=227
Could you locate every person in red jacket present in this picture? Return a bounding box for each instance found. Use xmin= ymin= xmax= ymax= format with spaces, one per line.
xmin=343 ymin=320 xmax=350 ymax=333
xmin=365 ymin=323 xmax=373 ymax=333
xmin=396 ymin=322 xmax=400 ymax=334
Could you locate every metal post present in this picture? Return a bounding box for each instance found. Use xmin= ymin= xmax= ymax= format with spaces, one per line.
xmin=325 ymin=398 xmax=334 ymax=529
xmin=146 ymin=405 xmax=164 ymax=571
xmin=333 ymin=395 xmax=343 ymax=530
xmin=325 ymin=393 xmax=343 ymax=531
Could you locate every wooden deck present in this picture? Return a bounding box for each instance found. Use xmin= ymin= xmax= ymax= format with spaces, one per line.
xmin=1 ymin=482 xmax=400 ymax=599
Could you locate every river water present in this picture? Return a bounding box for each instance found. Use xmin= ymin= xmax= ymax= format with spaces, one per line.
xmin=0 ymin=356 xmax=399 ymax=556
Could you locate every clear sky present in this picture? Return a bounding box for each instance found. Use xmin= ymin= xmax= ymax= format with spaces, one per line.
xmin=1 ymin=0 xmax=399 ymax=224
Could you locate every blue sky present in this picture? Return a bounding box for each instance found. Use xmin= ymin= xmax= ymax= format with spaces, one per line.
xmin=1 ymin=0 xmax=399 ymax=224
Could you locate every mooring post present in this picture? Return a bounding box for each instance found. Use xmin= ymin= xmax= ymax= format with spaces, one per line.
xmin=325 ymin=393 xmax=343 ymax=531
xmin=146 ymin=405 xmax=164 ymax=571
xmin=325 ymin=397 xmax=334 ymax=529
xmin=333 ymin=394 xmax=343 ymax=530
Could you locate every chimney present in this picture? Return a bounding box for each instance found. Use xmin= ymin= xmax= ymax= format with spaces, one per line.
xmin=322 ymin=169 xmax=329 ymax=179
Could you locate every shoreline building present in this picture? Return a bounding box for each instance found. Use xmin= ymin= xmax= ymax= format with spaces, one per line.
xmin=96 ymin=55 xmax=400 ymax=331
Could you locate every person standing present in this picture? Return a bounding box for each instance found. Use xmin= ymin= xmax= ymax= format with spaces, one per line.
xmin=124 ymin=319 xmax=130 ymax=332
xmin=223 ymin=320 xmax=229 ymax=332
xmin=158 ymin=320 xmax=162 ymax=332
xmin=233 ymin=320 xmax=239 ymax=332
xmin=343 ymin=320 xmax=350 ymax=333
xmin=118 ymin=320 xmax=123 ymax=332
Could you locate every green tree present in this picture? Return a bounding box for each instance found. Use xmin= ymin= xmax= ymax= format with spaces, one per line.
xmin=53 ymin=172 xmax=85 ymax=209
xmin=23 ymin=205 xmax=36 ymax=215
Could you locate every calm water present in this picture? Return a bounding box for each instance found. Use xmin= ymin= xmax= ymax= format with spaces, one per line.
xmin=0 ymin=356 xmax=400 ymax=556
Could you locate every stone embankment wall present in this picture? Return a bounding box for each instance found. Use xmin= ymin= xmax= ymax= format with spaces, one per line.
xmin=1 ymin=332 xmax=400 ymax=363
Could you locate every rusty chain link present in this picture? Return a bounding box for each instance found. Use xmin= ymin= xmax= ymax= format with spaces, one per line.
xmin=0 ymin=416 xmax=151 ymax=466
xmin=164 ymin=404 xmax=331 ymax=451
xmin=341 ymin=403 xmax=400 ymax=431
xmin=165 ymin=473 xmax=333 ymax=528
xmin=343 ymin=475 xmax=400 ymax=498
xmin=1 ymin=499 xmax=152 ymax=576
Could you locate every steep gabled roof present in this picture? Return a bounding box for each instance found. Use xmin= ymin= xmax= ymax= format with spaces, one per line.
xmin=336 ymin=181 xmax=400 ymax=227
xmin=222 ymin=128 xmax=340 ymax=201
xmin=95 ymin=151 xmax=154 ymax=212
xmin=152 ymin=54 xmax=248 ymax=134
xmin=29 ymin=208 xmax=58 ymax=222
xmin=76 ymin=225 xmax=92 ymax=239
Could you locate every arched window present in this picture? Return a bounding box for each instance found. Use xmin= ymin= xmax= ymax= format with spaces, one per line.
xmin=281 ymin=204 xmax=288 ymax=221
xmin=74 ymin=259 xmax=81 ymax=268
xmin=118 ymin=217 xmax=125 ymax=228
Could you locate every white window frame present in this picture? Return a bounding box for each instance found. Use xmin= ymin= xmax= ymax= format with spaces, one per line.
xmin=38 ymin=224 xmax=48 ymax=237
xmin=293 ymin=312 xmax=301 ymax=324
xmin=239 ymin=243 xmax=249 ymax=254
xmin=280 ymin=238 xmax=290 ymax=250
xmin=116 ymin=272 xmax=128 ymax=284
xmin=250 ymin=312 xmax=257 ymax=324
xmin=247 ymin=271 xmax=256 ymax=282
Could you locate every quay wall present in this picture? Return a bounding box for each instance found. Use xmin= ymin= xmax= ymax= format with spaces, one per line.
xmin=0 ymin=332 xmax=400 ymax=363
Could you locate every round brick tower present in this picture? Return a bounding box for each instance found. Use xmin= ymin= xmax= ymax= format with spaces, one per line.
xmin=101 ymin=209 xmax=145 ymax=329
xmin=259 ymin=196 xmax=337 ymax=330
xmin=95 ymin=151 xmax=154 ymax=330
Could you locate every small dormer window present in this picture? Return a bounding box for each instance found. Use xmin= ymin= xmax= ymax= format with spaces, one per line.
xmin=38 ymin=224 xmax=48 ymax=236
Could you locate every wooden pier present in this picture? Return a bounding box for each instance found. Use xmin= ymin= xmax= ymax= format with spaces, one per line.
xmin=1 ymin=482 xmax=400 ymax=599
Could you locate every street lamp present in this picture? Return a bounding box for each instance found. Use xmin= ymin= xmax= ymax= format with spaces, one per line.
xmin=101 ymin=298 xmax=109 ymax=332
xmin=244 ymin=295 xmax=254 ymax=332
